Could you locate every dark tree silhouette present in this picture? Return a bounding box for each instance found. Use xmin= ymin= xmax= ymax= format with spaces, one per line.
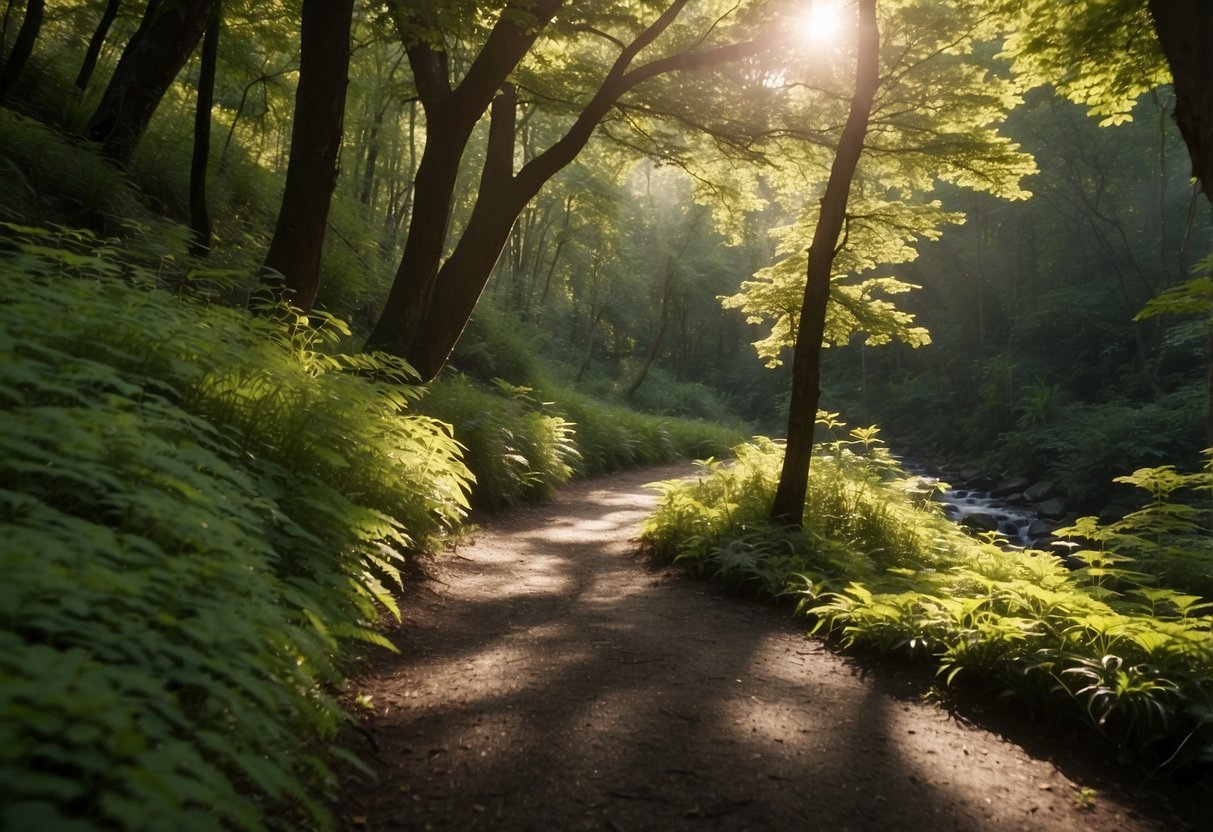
xmin=87 ymin=0 xmax=216 ymax=165
xmin=0 ymin=0 xmax=45 ymax=101
xmin=1149 ymin=0 xmax=1213 ymax=200
xmin=73 ymin=0 xmax=121 ymax=94
xmin=364 ymin=0 xmax=774 ymax=381
xmin=188 ymin=3 xmax=221 ymax=257
xmin=259 ymin=0 xmax=353 ymax=311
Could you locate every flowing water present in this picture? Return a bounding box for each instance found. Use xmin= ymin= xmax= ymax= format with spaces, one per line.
xmin=935 ymin=486 xmax=1037 ymax=547
xmin=899 ymin=459 xmax=1039 ymax=548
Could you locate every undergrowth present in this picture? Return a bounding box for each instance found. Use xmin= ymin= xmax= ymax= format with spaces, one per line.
xmin=642 ymin=417 xmax=1213 ymax=771
xmin=419 ymin=374 xmax=744 ymax=510
xmin=418 ymin=376 xmax=579 ymax=511
xmin=542 ymin=384 xmax=744 ymax=477
xmin=0 ymin=224 xmax=471 ymax=830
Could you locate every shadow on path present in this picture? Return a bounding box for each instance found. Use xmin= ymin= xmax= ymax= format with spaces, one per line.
xmin=342 ymin=465 xmax=1190 ymax=831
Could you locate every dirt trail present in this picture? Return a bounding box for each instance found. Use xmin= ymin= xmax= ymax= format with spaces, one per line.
xmin=342 ymin=465 xmax=1199 ymax=831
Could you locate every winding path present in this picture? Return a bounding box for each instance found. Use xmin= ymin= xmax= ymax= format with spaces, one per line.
xmin=342 ymin=465 xmax=1196 ymax=831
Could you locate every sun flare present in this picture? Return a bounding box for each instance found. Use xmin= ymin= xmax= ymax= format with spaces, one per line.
xmin=796 ymin=0 xmax=846 ymax=43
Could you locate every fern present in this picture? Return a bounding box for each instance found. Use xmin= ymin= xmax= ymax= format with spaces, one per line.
xmin=643 ymin=421 xmax=1213 ymax=770
xmin=0 ymin=225 xmax=472 ymax=829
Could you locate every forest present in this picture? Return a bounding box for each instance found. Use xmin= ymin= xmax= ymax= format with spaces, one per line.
xmin=0 ymin=0 xmax=1210 ymax=829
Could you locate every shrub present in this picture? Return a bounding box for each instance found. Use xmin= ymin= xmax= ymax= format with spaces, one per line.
xmin=541 ymin=384 xmax=743 ymax=477
xmin=0 ymin=110 xmax=150 ymax=229
xmin=642 ymin=418 xmax=1213 ymax=770
xmin=418 ymin=376 xmax=578 ymax=510
xmin=0 ymin=225 xmax=471 ymax=829
xmin=417 ymin=372 xmax=744 ymax=511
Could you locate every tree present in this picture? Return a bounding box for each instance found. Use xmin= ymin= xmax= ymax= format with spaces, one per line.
xmin=87 ymin=0 xmax=218 ymax=165
xmin=721 ymin=0 xmax=1034 ymax=522
xmin=259 ymin=0 xmax=354 ymax=311
xmin=73 ymin=0 xmax=122 ymax=94
xmin=365 ymin=0 xmax=780 ymax=381
xmin=624 ymin=209 xmax=698 ymax=402
xmin=1147 ymin=0 xmax=1213 ymax=199
xmin=0 ymin=0 xmax=44 ymax=101
xmin=189 ymin=2 xmax=221 ymax=257
xmin=994 ymin=0 xmax=1213 ymax=201
xmin=769 ymin=0 xmax=880 ymax=524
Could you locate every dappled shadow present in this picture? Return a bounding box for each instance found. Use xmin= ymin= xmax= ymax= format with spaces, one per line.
xmin=342 ymin=466 xmax=1187 ymax=831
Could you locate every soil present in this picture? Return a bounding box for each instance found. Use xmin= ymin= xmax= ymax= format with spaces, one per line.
xmin=340 ymin=464 xmax=1209 ymax=832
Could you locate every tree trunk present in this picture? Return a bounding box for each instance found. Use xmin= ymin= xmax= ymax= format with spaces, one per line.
xmin=770 ymin=0 xmax=880 ymax=526
xmin=0 ymin=0 xmax=44 ymax=101
xmin=384 ymin=101 xmax=418 ymax=251
xmin=364 ymin=0 xmax=770 ymax=380
xmin=1149 ymin=0 xmax=1213 ymax=201
xmin=87 ymin=0 xmax=215 ymax=166
xmin=364 ymin=0 xmax=563 ymax=364
xmin=73 ymin=0 xmax=121 ymax=94
xmin=258 ymin=0 xmax=353 ymax=311
xmin=359 ymin=107 xmax=383 ymax=206
xmin=188 ymin=4 xmax=220 ymax=258
xmin=534 ymin=195 xmax=575 ymax=321
xmin=577 ymin=261 xmax=608 ymax=382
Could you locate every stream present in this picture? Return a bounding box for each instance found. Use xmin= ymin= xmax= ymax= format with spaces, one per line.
xmin=899 ymin=460 xmax=1045 ymax=549
xmin=936 ymin=485 xmax=1037 ymax=547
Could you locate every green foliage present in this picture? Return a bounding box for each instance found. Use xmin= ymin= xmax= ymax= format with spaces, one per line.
xmin=418 ymin=375 xmax=577 ymax=510
xmin=1137 ymin=276 xmax=1213 ymax=321
xmin=996 ymin=392 xmax=1204 ymax=506
xmin=1055 ymin=453 xmax=1213 ymax=601
xmin=419 ymin=373 xmax=743 ymax=510
xmin=723 ymin=0 xmax=1036 ymax=367
xmin=447 ymin=302 xmax=542 ymax=387
xmin=993 ymin=0 xmax=1169 ymax=126
xmin=624 ymin=367 xmax=743 ymax=425
xmin=644 ymin=416 xmax=967 ymax=584
xmin=0 ymin=110 xmax=150 ymax=228
xmin=643 ymin=422 xmax=1213 ymax=770
xmin=0 ymin=225 xmax=471 ymax=829
xmin=542 ymin=384 xmax=744 ymax=478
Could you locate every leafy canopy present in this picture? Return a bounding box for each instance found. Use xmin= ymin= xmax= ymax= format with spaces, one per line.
xmin=992 ymin=0 xmax=1169 ymax=127
xmin=722 ymin=0 xmax=1036 ymax=365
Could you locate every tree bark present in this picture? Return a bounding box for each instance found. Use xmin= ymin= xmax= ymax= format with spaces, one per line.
xmin=188 ymin=4 xmax=220 ymax=258
xmin=86 ymin=0 xmax=215 ymax=166
xmin=73 ymin=0 xmax=121 ymax=94
xmin=1148 ymin=0 xmax=1213 ymax=201
xmin=365 ymin=0 xmax=772 ymax=380
xmin=258 ymin=0 xmax=353 ymax=311
xmin=363 ymin=0 xmax=563 ymax=365
xmin=0 ymin=0 xmax=44 ymax=101
xmin=770 ymin=0 xmax=880 ymax=526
